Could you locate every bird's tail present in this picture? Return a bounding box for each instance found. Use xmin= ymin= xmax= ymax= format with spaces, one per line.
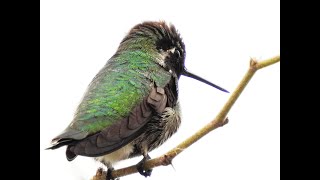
xmin=45 ymin=138 xmax=78 ymax=161
xmin=45 ymin=138 xmax=74 ymax=150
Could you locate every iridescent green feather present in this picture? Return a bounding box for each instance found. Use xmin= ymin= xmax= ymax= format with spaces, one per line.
xmin=68 ymin=49 xmax=171 ymax=134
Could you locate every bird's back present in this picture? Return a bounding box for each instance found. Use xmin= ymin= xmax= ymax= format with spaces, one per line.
xmin=50 ymin=49 xmax=172 ymax=147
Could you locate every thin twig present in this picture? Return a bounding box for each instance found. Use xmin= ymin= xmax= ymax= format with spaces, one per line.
xmin=91 ymin=55 xmax=280 ymax=180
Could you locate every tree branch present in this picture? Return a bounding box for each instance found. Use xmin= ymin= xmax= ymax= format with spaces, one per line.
xmin=91 ymin=55 xmax=280 ymax=180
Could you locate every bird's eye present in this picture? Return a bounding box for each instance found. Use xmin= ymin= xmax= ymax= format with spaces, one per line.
xmin=174 ymin=49 xmax=181 ymax=59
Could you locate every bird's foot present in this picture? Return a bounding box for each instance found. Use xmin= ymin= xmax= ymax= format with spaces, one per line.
xmin=106 ymin=167 xmax=118 ymax=180
xmin=136 ymin=154 xmax=153 ymax=177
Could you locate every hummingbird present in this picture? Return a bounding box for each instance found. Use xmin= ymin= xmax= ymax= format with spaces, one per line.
xmin=47 ymin=21 xmax=228 ymax=179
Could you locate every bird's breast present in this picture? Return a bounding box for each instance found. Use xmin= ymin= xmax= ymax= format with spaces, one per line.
xmin=95 ymin=143 xmax=134 ymax=166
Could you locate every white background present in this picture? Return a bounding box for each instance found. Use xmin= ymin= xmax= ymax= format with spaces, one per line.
xmin=40 ymin=0 xmax=280 ymax=179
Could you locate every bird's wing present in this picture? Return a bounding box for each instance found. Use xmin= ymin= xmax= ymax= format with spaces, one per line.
xmin=67 ymin=85 xmax=168 ymax=158
xmin=48 ymin=53 xmax=173 ymax=158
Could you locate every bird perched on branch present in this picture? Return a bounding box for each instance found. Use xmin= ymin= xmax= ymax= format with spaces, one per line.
xmin=47 ymin=21 xmax=228 ymax=180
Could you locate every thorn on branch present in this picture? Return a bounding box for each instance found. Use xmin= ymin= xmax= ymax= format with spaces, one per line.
xmin=161 ymin=154 xmax=173 ymax=166
xmin=221 ymin=117 xmax=229 ymax=126
xmin=250 ymin=58 xmax=258 ymax=71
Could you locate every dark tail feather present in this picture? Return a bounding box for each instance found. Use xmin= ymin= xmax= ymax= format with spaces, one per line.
xmin=66 ymin=146 xmax=77 ymax=161
xmin=45 ymin=138 xmax=74 ymax=150
xmin=46 ymin=138 xmax=78 ymax=161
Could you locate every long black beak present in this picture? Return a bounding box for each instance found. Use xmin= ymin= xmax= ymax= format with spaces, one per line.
xmin=182 ymin=68 xmax=229 ymax=93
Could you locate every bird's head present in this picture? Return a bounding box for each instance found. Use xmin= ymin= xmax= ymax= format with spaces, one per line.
xmin=118 ymin=21 xmax=228 ymax=93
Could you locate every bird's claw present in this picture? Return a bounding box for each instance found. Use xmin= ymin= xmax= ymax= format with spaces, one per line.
xmin=106 ymin=167 xmax=118 ymax=180
xmin=136 ymin=155 xmax=153 ymax=177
